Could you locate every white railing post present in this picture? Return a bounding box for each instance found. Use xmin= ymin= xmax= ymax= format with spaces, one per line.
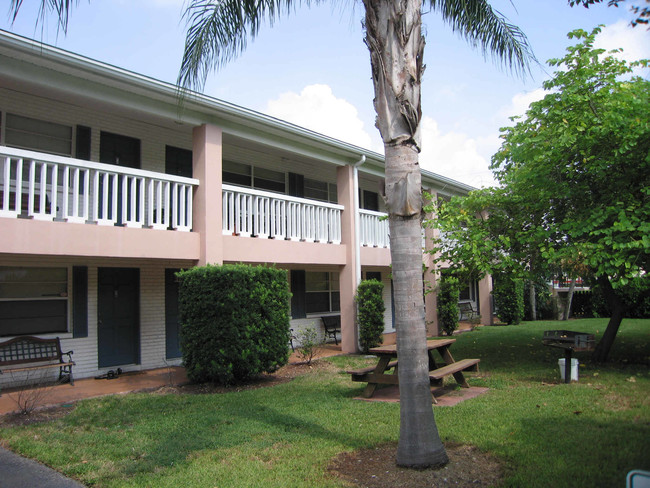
xmin=0 ymin=156 xmax=23 ymax=218
xmin=359 ymin=209 xmax=390 ymax=249
xmin=221 ymin=184 xmax=343 ymax=245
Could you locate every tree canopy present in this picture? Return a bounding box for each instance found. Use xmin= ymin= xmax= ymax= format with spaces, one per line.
xmin=429 ymin=27 xmax=649 ymax=361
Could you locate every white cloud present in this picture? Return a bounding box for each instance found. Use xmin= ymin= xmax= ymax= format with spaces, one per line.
xmin=596 ymin=20 xmax=650 ymax=65
xmin=418 ymin=116 xmax=497 ymax=189
xmin=497 ymin=88 xmax=546 ymax=122
xmin=265 ymin=84 xmax=379 ymax=151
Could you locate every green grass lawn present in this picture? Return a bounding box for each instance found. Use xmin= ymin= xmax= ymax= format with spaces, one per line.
xmin=1 ymin=318 xmax=648 ymax=487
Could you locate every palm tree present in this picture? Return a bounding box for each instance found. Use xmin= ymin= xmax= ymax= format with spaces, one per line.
xmin=11 ymin=0 xmax=533 ymax=469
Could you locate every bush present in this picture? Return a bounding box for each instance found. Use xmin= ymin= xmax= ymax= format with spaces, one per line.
xmin=295 ymin=328 xmax=322 ymax=365
xmin=590 ymin=277 xmax=650 ymax=318
xmin=493 ymin=273 xmax=524 ymax=325
xmin=437 ymin=275 xmax=460 ymax=336
xmin=177 ymin=264 xmax=291 ymax=385
xmin=524 ymin=279 xmax=556 ymax=321
xmin=356 ymin=279 xmax=385 ymax=353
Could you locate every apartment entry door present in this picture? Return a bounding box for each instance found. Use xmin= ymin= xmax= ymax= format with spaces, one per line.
xmin=98 ymin=268 xmax=140 ymax=368
xmin=99 ymin=132 xmax=141 ymax=224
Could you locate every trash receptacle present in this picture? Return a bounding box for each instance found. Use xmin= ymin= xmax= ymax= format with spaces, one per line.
xmin=558 ymin=358 xmax=579 ymax=382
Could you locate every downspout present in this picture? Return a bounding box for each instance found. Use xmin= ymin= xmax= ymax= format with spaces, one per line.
xmin=353 ymin=155 xmax=366 ymax=286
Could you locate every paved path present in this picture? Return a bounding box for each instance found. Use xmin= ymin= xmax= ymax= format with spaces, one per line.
xmin=0 ymin=446 xmax=85 ymax=488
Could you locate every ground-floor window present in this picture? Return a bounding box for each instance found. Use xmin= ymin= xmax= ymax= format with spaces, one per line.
xmin=305 ymin=271 xmax=340 ymax=314
xmin=0 ymin=266 xmax=69 ymax=336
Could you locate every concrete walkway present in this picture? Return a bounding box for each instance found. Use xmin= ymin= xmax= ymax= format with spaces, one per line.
xmin=0 ymin=366 xmax=188 ymax=416
xmin=0 ymin=446 xmax=85 ymax=488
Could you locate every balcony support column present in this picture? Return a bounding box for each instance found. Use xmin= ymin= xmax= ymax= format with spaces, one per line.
xmin=337 ymin=164 xmax=359 ymax=353
xmin=478 ymin=275 xmax=493 ymax=325
xmin=193 ymin=124 xmax=223 ymax=265
xmin=423 ymin=189 xmax=439 ymax=336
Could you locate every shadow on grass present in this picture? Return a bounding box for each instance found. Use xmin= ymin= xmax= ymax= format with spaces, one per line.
xmin=494 ymin=414 xmax=650 ymax=487
xmin=60 ymin=381 xmax=377 ymax=480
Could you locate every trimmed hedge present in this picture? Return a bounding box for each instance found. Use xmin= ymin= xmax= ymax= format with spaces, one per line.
xmin=177 ymin=264 xmax=291 ymax=385
xmin=356 ymin=279 xmax=385 ymax=353
xmin=437 ymin=275 xmax=460 ymax=336
xmin=493 ymin=273 xmax=524 ymax=325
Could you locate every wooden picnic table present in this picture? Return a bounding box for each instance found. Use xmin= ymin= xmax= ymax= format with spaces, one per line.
xmin=347 ymin=338 xmax=480 ymax=403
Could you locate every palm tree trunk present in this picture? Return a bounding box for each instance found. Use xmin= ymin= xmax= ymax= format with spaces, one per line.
xmin=388 ymin=147 xmax=448 ymax=468
xmin=364 ymin=0 xmax=448 ymax=468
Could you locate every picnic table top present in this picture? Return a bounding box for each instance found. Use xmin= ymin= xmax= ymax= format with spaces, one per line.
xmin=369 ymin=338 xmax=456 ymax=356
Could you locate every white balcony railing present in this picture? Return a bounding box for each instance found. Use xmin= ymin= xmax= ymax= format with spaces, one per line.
xmin=0 ymin=146 xmax=198 ymax=231
xmin=359 ymin=209 xmax=390 ymax=248
xmin=222 ymin=184 xmax=343 ymax=244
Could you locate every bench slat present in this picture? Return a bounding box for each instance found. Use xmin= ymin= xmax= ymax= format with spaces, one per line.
xmin=2 ymin=361 xmax=75 ymax=374
xmin=429 ymin=358 xmax=480 ymax=380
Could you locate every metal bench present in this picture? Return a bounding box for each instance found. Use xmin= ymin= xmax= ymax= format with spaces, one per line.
xmin=0 ymin=336 xmax=75 ymax=390
xmin=459 ymin=301 xmax=478 ymax=322
xmin=321 ymin=316 xmax=341 ymax=345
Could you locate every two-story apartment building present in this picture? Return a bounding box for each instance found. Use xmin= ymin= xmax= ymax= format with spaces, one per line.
xmin=0 ymin=30 xmax=492 ymax=384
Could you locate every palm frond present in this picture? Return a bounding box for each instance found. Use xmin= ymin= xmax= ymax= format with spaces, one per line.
xmin=427 ymin=0 xmax=537 ymax=77
xmin=10 ymin=0 xmax=83 ymax=34
xmin=178 ymin=0 xmax=322 ymax=91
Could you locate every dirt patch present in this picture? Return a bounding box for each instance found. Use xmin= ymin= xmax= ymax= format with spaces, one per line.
xmin=0 ymin=404 xmax=75 ymax=427
xmin=329 ymin=442 xmax=504 ymax=488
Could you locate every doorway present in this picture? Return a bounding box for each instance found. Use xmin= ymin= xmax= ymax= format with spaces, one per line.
xmin=98 ymin=267 xmax=140 ymax=368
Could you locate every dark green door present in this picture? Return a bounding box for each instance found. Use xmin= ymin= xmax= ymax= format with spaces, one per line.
xmin=98 ymin=268 xmax=140 ymax=368
xmin=99 ymin=132 xmax=141 ymax=224
xmin=165 ymin=268 xmax=182 ymax=359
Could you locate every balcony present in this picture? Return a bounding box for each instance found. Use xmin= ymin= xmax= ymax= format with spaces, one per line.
xmin=222 ymin=184 xmax=343 ymax=244
xmin=359 ymin=209 xmax=390 ymax=248
xmin=0 ymin=146 xmax=198 ymax=231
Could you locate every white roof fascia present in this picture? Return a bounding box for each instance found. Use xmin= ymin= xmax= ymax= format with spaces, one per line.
xmin=0 ymin=29 xmax=475 ymax=194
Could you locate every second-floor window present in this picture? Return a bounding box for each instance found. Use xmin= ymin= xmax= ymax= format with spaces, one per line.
xmin=304 ymin=177 xmax=337 ymax=204
xmin=223 ymin=161 xmax=286 ymax=194
xmin=3 ymin=113 xmax=72 ymax=157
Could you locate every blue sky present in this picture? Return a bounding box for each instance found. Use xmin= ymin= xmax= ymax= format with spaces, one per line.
xmin=3 ymin=0 xmax=649 ymax=187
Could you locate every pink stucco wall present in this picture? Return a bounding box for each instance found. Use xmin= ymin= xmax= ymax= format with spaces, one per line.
xmin=0 ymin=218 xmax=199 ymax=260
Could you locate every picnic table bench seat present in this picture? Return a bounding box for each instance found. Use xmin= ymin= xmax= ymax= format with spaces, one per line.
xmin=429 ymin=358 xmax=480 ymax=386
xmin=0 ymin=336 xmax=75 ymax=390
xmin=347 ymin=360 xmax=399 ymax=380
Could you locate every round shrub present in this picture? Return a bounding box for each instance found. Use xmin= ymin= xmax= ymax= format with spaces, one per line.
xmin=493 ymin=273 xmax=524 ymax=325
xmin=437 ymin=275 xmax=460 ymax=336
xmin=356 ymin=279 xmax=385 ymax=353
xmin=177 ymin=264 xmax=291 ymax=385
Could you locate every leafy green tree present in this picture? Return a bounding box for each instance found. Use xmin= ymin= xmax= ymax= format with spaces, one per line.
xmin=568 ymin=0 xmax=649 ymax=28
xmin=426 ymin=186 xmax=553 ymax=320
xmin=493 ymin=27 xmax=649 ymax=361
xmin=432 ymin=27 xmax=648 ymax=361
xmin=11 ymin=0 xmax=534 ymax=469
